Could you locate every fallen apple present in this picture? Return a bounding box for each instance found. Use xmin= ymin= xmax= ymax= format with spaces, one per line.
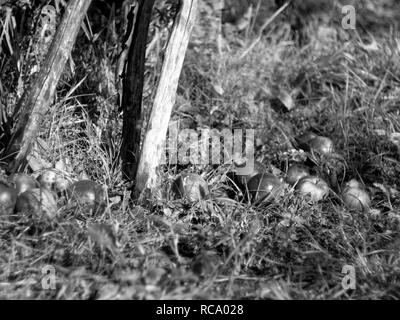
xmin=67 ymin=180 xmax=105 ymax=207
xmin=171 ymin=173 xmax=209 ymax=202
xmin=0 ymin=183 xmax=17 ymax=215
xmin=342 ymin=181 xmax=371 ymax=212
xmin=309 ymin=136 xmax=334 ymax=155
xmin=246 ymin=173 xmax=284 ymax=203
xmin=296 ymin=175 xmax=329 ymax=202
xmin=16 ymin=188 xmax=58 ymax=219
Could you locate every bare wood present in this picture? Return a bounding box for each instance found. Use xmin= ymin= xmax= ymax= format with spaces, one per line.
xmin=135 ymin=0 xmax=198 ymax=198
xmin=120 ymin=0 xmax=155 ymax=181
xmin=5 ymin=0 xmax=92 ymax=172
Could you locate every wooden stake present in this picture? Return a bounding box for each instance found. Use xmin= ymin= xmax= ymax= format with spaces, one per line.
xmin=135 ymin=0 xmax=198 ymax=199
xmin=120 ymin=0 xmax=155 ymax=181
xmin=5 ymin=0 xmax=92 ymax=172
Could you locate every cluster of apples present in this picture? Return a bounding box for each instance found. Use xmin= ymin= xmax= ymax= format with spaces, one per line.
xmin=167 ymin=132 xmax=371 ymax=212
xmin=295 ymin=132 xmax=371 ymax=211
xmin=292 ymin=133 xmax=371 ymax=210
xmin=0 ymin=171 xmax=105 ymax=218
xmin=229 ymin=132 xmax=371 ymax=211
xmin=289 ymin=163 xmax=371 ymax=209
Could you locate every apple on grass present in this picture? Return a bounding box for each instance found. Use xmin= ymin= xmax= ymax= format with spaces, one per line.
xmin=0 ymin=183 xmax=17 ymax=215
xmin=342 ymin=180 xmax=371 ymax=212
xmin=171 ymin=173 xmax=209 ymax=202
xmin=246 ymin=173 xmax=285 ymax=204
xmin=296 ymin=175 xmax=329 ymax=202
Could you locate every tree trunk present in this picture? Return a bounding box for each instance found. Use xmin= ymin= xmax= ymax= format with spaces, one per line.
xmin=135 ymin=0 xmax=198 ymax=199
xmin=4 ymin=0 xmax=92 ymax=173
xmin=120 ymin=0 xmax=155 ymax=181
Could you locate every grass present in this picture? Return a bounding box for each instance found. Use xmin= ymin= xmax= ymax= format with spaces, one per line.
xmin=1 ymin=0 xmax=400 ymax=299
